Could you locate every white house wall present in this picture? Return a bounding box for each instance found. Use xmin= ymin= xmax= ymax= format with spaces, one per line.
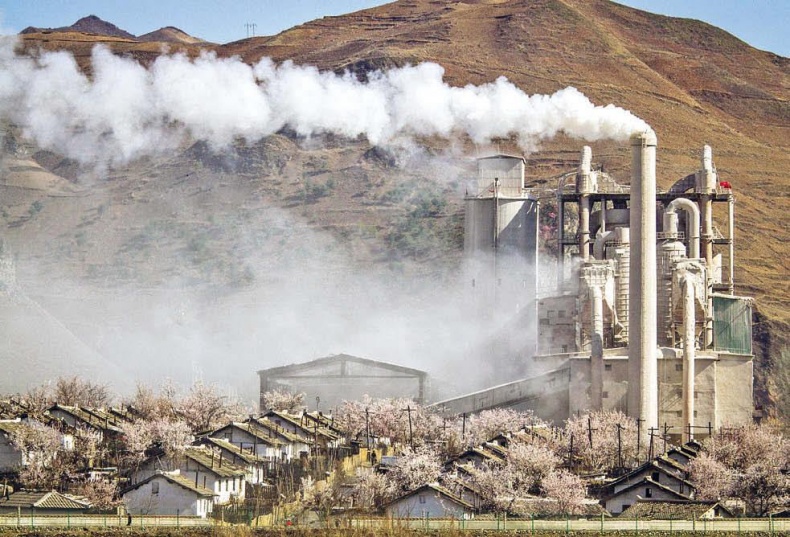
xmin=123 ymin=478 xmax=210 ymax=517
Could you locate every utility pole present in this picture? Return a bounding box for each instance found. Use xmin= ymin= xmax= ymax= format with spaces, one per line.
xmin=462 ymin=413 xmax=467 ymax=440
xmin=636 ymin=418 xmax=644 ymax=463
xmin=365 ymin=407 xmax=370 ymax=451
xmin=587 ymin=415 xmax=598 ymax=449
xmin=616 ymin=423 xmax=624 ymax=468
xmin=403 ymin=405 xmax=414 ymax=448
xmin=662 ymin=422 xmax=671 ymax=454
xmin=245 ymin=22 xmax=257 ymax=37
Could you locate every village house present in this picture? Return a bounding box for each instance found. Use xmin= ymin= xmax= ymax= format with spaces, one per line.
xmin=607 ymin=459 xmax=696 ymax=498
xmin=259 ymin=410 xmax=342 ymax=450
xmin=604 ymin=476 xmax=692 ymax=515
xmin=0 ymin=490 xmax=91 ymax=515
xmin=121 ymin=471 xmax=215 ymax=517
xmin=243 ymin=417 xmax=312 ymax=459
xmin=46 ymin=404 xmax=125 ymax=445
xmin=384 ymin=483 xmax=474 ymax=519
xmin=445 ymin=445 xmax=505 ymax=472
xmin=211 ymin=422 xmax=285 ymax=461
xmin=197 ymin=436 xmax=269 ymax=485
xmin=132 ymin=446 xmax=246 ymax=505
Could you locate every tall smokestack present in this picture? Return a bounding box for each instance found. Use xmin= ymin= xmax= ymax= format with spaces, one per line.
xmin=628 ymin=131 xmax=659 ymax=439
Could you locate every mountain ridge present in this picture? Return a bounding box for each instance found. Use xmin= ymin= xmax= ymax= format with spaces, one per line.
xmin=5 ymin=0 xmax=788 ymax=413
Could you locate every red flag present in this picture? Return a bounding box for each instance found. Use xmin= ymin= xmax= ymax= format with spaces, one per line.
xmin=719 ymin=181 xmax=731 ymax=189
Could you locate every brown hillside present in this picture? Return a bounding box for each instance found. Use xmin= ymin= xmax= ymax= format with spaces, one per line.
xmin=3 ymin=0 xmax=788 ymax=408
xmin=220 ymin=0 xmax=789 ymax=326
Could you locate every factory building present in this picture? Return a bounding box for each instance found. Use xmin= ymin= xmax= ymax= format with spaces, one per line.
xmin=437 ymin=133 xmax=754 ymax=442
xmin=258 ymin=354 xmax=428 ymax=412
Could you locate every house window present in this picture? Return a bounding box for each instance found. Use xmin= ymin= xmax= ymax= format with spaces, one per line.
xmin=419 ymin=495 xmax=426 ymax=504
xmin=605 ymin=364 xmax=612 ymax=371
xmin=651 ymin=472 xmax=660 ymax=482
xmin=561 ymin=345 xmax=568 ymax=353
xmin=602 ymin=391 xmax=609 ymax=399
xmin=151 ymin=481 xmax=159 ymax=495
xmin=645 ymin=487 xmax=652 ymax=498
xmin=675 ymin=363 xmax=683 ymax=371
xmin=558 ymin=310 xmax=566 ymax=318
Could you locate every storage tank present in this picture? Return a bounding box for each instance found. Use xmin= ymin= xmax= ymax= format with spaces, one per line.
xmin=465 ymin=155 xmax=539 ymax=367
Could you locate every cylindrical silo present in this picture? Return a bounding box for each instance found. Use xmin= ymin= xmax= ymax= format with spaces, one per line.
xmin=657 ymin=240 xmax=687 ymax=346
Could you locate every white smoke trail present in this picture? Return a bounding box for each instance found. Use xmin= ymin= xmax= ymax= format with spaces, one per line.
xmin=0 ymin=36 xmax=650 ymax=166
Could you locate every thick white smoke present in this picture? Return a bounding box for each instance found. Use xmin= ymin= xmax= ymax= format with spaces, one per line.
xmin=0 ymin=36 xmax=650 ymax=166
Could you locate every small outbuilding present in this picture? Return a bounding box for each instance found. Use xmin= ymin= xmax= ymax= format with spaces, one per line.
xmin=121 ymin=471 xmax=215 ymax=518
xmin=384 ymin=483 xmax=474 ymax=519
xmin=0 ymin=490 xmax=91 ymax=515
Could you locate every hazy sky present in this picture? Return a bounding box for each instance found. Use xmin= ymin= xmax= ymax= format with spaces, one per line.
xmin=0 ymin=0 xmax=787 ymax=56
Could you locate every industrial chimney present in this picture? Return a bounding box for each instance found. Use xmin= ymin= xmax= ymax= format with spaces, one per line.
xmin=627 ymin=131 xmax=659 ymax=439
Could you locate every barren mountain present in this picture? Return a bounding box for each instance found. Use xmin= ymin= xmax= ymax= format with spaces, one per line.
xmin=4 ymin=0 xmax=788 ymax=412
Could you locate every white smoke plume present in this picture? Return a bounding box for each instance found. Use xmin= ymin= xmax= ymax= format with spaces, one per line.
xmin=0 ymin=36 xmax=650 ymax=166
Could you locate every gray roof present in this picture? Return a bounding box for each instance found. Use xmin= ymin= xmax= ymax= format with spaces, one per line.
xmin=122 ymin=472 xmax=215 ymax=498
xmin=619 ymin=500 xmax=733 ymax=520
xmin=0 ymin=490 xmax=91 ymax=510
xmin=257 ymin=353 xmax=427 ymax=379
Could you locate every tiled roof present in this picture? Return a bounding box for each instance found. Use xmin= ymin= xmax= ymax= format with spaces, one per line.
xmin=0 ymin=420 xmax=25 ymax=436
xmin=262 ymin=411 xmax=340 ymax=441
xmin=0 ymin=490 xmax=90 ymax=510
xmin=47 ymin=404 xmax=124 ymax=434
xmin=619 ymin=500 xmax=729 ymax=520
xmin=248 ymin=418 xmax=312 ymax=445
xmin=212 ymin=422 xmax=284 ymax=447
xmin=122 ymin=472 xmax=215 ymax=497
xmin=606 ymin=476 xmax=692 ymax=502
xmin=200 ymin=437 xmax=267 ymax=465
xmin=385 ymin=483 xmax=474 ymax=510
xmin=184 ymin=447 xmax=247 ymax=478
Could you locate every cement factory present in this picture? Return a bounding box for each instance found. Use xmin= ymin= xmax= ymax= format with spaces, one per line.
xmin=261 ymin=132 xmax=755 ymax=443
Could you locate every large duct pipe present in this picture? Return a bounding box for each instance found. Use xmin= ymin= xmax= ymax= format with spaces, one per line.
xmin=628 ymin=131 xmax=659 ymax=438
xmin=664 ymin=198 xmax=700 ymax=259
xmin=593 ymin=230 xmax=615 ymax=261
xmin=681 ymin=276 xmax=696 ymax=443
xmin=590 ymin=285 xmax=604 ymax=409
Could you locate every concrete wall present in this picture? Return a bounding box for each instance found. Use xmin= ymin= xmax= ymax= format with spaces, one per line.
xmin=123 ymin=477 xmax=211 ymax=517
xmin=538 ymin=296 xmax=578 ymax=354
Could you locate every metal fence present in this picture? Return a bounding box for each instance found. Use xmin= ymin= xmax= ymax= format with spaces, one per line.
xmin=0 ymin=514 xmax=211 ymax=528
xmin=346 ymin=515 xmax=789 ymax=533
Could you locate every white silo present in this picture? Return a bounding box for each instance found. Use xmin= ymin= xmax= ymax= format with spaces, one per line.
xmin=465 ymin=155 xmax=540 ymax=376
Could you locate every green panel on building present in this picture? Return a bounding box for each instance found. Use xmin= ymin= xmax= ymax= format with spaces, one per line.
xmin=712 ymin=295 xmax=752 ymax=355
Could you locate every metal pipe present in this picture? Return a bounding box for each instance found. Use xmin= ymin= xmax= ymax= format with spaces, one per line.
xmin=590 ymin=286 xmax=604 ymax=409
xmin=700 ymin=146 xmax=716 ymax=272
xmin=682 ymin=276 xmax=696 ymax=443
xmin=728 ymin=195 xmax=735 ymax=294
xmin=628 ymin=131 xmax=659 ymax=438
xmin=578 ymin=147 xmax=593 ymax=261
xmin=593 ymin=230 xmax=616 ymax=261
xmin=665 ymin=198 xmax=701 ymax=259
